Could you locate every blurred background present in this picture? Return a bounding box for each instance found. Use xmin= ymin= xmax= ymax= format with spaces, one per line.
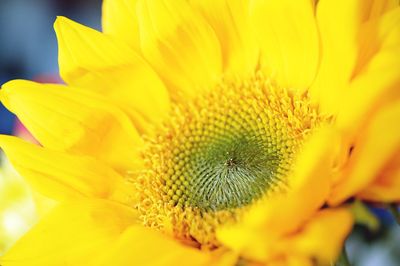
xmin=0 ymin=0 xmax=399 ymax=265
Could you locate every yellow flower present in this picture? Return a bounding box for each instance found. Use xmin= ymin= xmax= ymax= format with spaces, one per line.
xmin=0 ymin=0 xmax=398 ymax=265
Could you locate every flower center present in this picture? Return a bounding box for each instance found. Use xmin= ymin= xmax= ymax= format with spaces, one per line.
xmin=136 ymin=73 xmax=323 ymax=247
xmin=188 ymin=133 xmax=281 ymax=211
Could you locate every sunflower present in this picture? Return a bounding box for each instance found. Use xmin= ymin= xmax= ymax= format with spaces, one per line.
xmin=0 ymin=0 xmax=399 ymax=265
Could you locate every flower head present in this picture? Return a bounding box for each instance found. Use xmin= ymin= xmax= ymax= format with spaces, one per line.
xmin=0 ymin=0 xmax=399 ymax=265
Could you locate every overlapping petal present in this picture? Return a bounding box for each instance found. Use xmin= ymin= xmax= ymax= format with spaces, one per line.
xmin=0 ymin=200 xmax=137 ymax=266
xmin=0 ymin=135 xmax=123 ymax=201
xmin=273 ymin=208 xmax=353 ymax=264
xmin=330 ymin=100 xmax=400 ymax=205
xmin=90 ymin=226 xmax=213 ymax=266
xmin=102 ymin=0 xmax=141 ymax=50
xmin=0 ymin=80 xmax=143 ymax=171
xmin=189 ymin=0 xmax=258 ymax=78
xmin=55 ymin=16 xmax=170 ymax=129
xmin=311 ymin=0 xmax=399 ymax=114
xmin=336 ymin=7 xmax=400 ymax=138
xmin=358 ymin=153 xmax=400 ymax=202
xmin=137 ymin=0 xmax=222 ymax=99
xmin=250 ymin=0 xmax=319 ymax=91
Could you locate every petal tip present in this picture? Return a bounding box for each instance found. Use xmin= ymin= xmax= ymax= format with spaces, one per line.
xmin=54 ymin=15 xmax=67 ymax=30
xmin=0 ymin=79 xmax=27 ymax=107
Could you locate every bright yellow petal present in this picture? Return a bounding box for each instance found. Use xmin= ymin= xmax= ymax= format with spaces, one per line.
xmin=278 ymin=208 xmax=353 ymax=264
xmin=0 ymin=200 xmax=136 ymax=266
xmin=336 ymin=63 xmax=400 ymax=142
xmin=353 ymin=7 xmax=400 ymax=74
xmin=336 ymin=8 xmax=400 ymax=138
xmin=358 ymin=153 xmax=400 ymax=202
xmin=90 ymin=226 xmax=212 ymax=266
xmin=208 ymin=250 xmax=239 ymax=266
xmin=189 ymin=0 xmax=259 ymax=78
xmin=102 ymin=0 xmax=140 ymax=50
xmin=366 ymin=0 xmax=399 ymax=18
xmin=218 ymin=128 xmax=339 ymax=262
xmin=31 ymin=191 xmax=56 ymax=218
xmin=267 ymin=256 xmax=313 ymax=266
xmin=0 ymin=135 xmax=123 ymax=201
xmin=137 ymin=0 xmax=222 ymax=100
xmin=1 ymin=80 xmax=143 ymax=172
xmin=250 ymin=0 xmax=319 ymax=91
xmin=55 ymin=16 xmax=170 ymax=128
xmin=311 ymin=0 xmax=398 ymax=114
xmin=329 ymin=100 xmax=400 ymax=205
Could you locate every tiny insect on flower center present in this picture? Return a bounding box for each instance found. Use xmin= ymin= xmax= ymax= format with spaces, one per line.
xmin=136 ymin=72 xmax=324 ymax=247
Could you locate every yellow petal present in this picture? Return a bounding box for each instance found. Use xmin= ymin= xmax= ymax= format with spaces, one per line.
xmin=218 ymin=127 xmax=339 ymax=262
xmin=311 ymin=0 xmax=398 ymax=114
xmin=189 ymin=0 xmax=259 ymax=78
xmin=353 ymin=7 xmax=400 ymax=74
xmin=366 ymin=0 xmax=399 ymax=18
xmin=270 ymin=127 xmax=339 ymax=227
xmin=207 ymin=250 xmax=239 ymax=266
xmin=278 ymin=208 xmax=353 ymax=264
xmin=0 ymin=135 xmax=123 ymax=201
xmin=0 ymin=80 xmax=143 ymax=172
xmin=91 ymin=226 xmax=212 ymax=266
xmin=329 ymin=100 xmax=400 ymax=205
xmin=267 ymin=256 xmax=313 ymax=266
xmin=102 ymin=0 xmax=140 ymax=50
xmin=359 ymin=153 xmax=400 ymax=202
xmin=137 ymin=0 xmax=222 ymax=100
xmin=336 ymin=8 xmax=400 ymax=137
xmin=0 ymin=200 xmax=137 ymax=266
xmin=336 ymin=61 xmax=400 ymax=142
xmin=250 ymin=0 xmax=319 ymax=91
xmin=31 ymin=191 xmax=57 ymax=218
xmin=55 ymin=16 xmax=170 ymax=128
